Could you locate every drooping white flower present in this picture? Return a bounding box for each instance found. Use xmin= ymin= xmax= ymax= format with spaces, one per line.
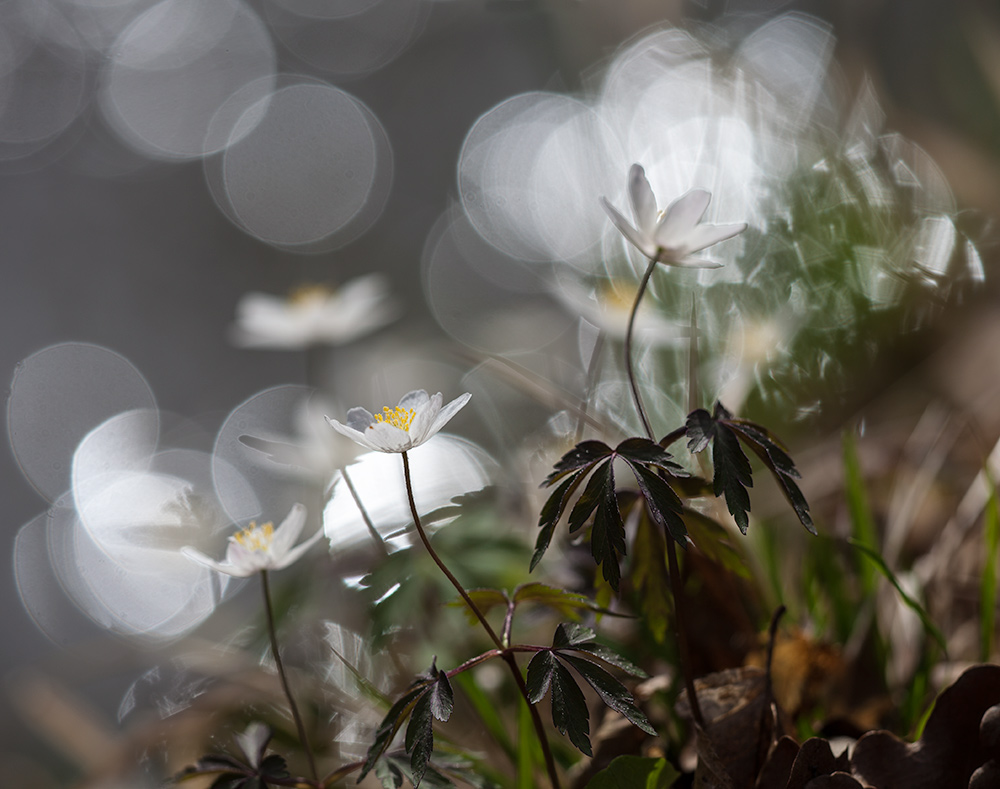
xmin=600 ymin=164 xmax=747 ymax=267
xmin=230 ymin=274 xmax=399 ymax=349
xmin=181 ymin=503 xmax=320 ymax=577
xmin=325 ymin=390 xmax=471 ymax=454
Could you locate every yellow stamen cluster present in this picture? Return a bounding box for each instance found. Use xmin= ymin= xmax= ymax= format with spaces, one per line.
xmin=372 ymin=406 xmax=416 ymax=432
xmin=232 ymin=521 xmax=274 ymax=552
xmin=287 ymin=283 xmax=334 ymax=306
xmin=598 ymin=279 xmax=639 ymax=313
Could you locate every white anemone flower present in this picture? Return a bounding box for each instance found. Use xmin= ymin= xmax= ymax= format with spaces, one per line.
xmin=231 ymin=274 xmax=399 ymax=349
xmin=181 ymin=503 xmax=321 ymax=577
xmin=326 ymin=390 xmax=471 ymax=453
xmin=600 ymin=163 xmax=747 ymax=267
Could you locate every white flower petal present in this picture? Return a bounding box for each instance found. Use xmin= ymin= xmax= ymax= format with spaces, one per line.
xmin=272 ymin=527 xmax=325 ymax=570
xmin=627 ymin=163 xmax=658 ymax=236
xmin=675 ymin=222 xmax=749 ymax=257
xmin=428 ymin=392 xmax=472 ymax=436
xmin=600 ymin=197 xmax=657 ymax=259
xmin=345 ymin=407 xmax=375 ymax=431
xmin=655 ymin=189 xmax=712 ymax=248
xmin=397 ymin=389 xmax=431 ymax=411
xmin=364 ymin=421 xmax=414 ymax=452
xmin=269 ymin=503 xmax=307 ymax=556
xmin=407 ymin=392 xmax=442 ymax=442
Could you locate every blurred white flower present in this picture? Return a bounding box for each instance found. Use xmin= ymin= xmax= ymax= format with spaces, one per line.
xmin=181 ymin=503 xmax=320 ymax=577
xmin=554 ymin=275 xmax=686 ymax=345
xmin=326 ymin=390 xmax=471 ymax=453
xmin=230 ymin=274 xmax=399 ymax=349
xmin=600 ymin=163 xmax=747 ymax=267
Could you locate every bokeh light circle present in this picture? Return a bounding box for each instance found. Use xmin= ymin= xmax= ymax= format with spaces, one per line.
xmin=101 ymin=0 xmax=276 ymax=160
xmin=208 ymin=81 xmax=392 ymax=251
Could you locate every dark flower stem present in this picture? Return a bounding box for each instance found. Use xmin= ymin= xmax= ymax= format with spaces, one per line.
xmin=624 ymin=257 xmax=706 ymax=729
xmin=624 ymin=259 xmax=658 ymax=439
xmin=401 ymin=451 xmax=561 ymax=789
xmin=261 ymin=570 xmax=319 ymax=782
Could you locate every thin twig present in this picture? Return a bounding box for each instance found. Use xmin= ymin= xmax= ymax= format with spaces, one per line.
xmin=261 ymin=570 xmax=319 ymax=782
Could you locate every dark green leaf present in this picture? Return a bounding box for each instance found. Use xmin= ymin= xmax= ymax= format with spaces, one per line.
xmin=532 ymin=472 xmax=588 ymax=571
xmin=526 ymin=650 xmax=557 ymax=704
xmin=711 ymin=421 xmax=753 ymax=534
xmin=406 ymin=691 xmax=435 ymax=786
xmin=685 ymin=409 xmax=715 ymax=453
xmin=658 ymin=426 xmax=688 ymax=449
xmin=544 ymin=440 xmax=613 ymax=486
xmin=430 ymin=670 xmax=454 ymax=722
xmin=569 ymin=642 xmax=647 ymax=678
xmin=560 ymin=654 xmax=656 ymax=735
xmin=590 ymin=464 xmax=625 ymax=590
xmin=257 ymin=754 xmax=288 ymax=779
xmin=729 ymin=420 xmax=815 ymax=534
xmin=375 ymin=758 xmax=405 ymax=789
xmin=585 ymin=755 xmax=679 ymax=788
xmin=623 ymin=460 xmax=687 ymax=543
xmin=615 ymin=438 xmax=686 ymax=476
xmin=550 ymin=657 xmax=592 ymax=756
xmin=552 ymin=622 xmax=597 ymax=648
xmin=360 ymin=684 xmax=430 ymax=780
xmin=568 ymin=463 xmax=610 ymax=534
xmin=511 ymin=582 xmax=622 ymax=619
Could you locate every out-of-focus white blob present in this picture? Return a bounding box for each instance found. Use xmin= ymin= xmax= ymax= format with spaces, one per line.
xmin=71 ymin=408 xmax=160 ymax=510
xmin=715 ymin=310 xmax=801 ymax=413
xmin=13 ymin=509 xmax=100 ymax=646
xmin=101 ymin=0 xmax=276 ymax=160
xmin=8 ymin=343 xmax=157 ymax=502
xmin=0 ymin=7 xmax=88 ymax=163
xmin=230 ymin=275 xmax=400 ymax=349
xmin=734 ymin=13 xmax=835 ymax=132
xmin=880 ymin=133 xmax=957 ymax=215
xmin=910 ymin=215 xmax=957 ymax=284
xmin=552 ymin=271 xmax=686 ymax=347
xmin=207 ymin=81 xmax=391 ymax=251
xmin=843 ymin=77 xmax=886 ymax=159
xmin=264 ymin=0 xmax=430 ymax=77
xmin=422 ymin=208 xmax=572 ymax=355
xmin=268 ymin=0 xmax=379 ymax=20
xmin=323 ymin=435 xmax=497 ymax=552
xmin=213 ymin=385 xmax=334 ymax=525
xmin=459 ymin=92 xmax=626 ymax=266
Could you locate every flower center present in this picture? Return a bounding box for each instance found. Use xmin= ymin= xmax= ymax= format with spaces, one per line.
xmin=232 ymin=521 xmax=274 ymax=552
xmin=287 ymin=283 xmax=333 ymax=307
xmin=372 ymin=406 xmax=416 ymax=431
xmin=597 ymin=279 xmax=639 ymax=314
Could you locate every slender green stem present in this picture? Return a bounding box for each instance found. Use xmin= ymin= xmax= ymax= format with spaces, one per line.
xmin=340 ymin=466 xmax=388 ymax=557
xmin=575 ymin=330 xmax=606 ymax=444
xmin=624 ymin=259 xmax=658 ymax=439
xmin=261 ymin=570 xmax=319 ymax=782
xmin=401 ymin=451 xmax=561 ymax=789
xmin=624 ymin=257 xmax=705 ymax=729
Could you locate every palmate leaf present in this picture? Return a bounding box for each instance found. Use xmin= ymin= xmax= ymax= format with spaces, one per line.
xmin=536 ymin=437 xmax=686 ymax=590
xmin=362 ymin=658 xmax=454 ymax=784
xmin=686 ymin=402 xmax=813 ymax=535
xmin=528 ymin=624 xmax=654 ymax=756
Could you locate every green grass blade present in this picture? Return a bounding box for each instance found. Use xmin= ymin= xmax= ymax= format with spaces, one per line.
xmin=848 ymin=538 xmax=947 ymax=654
xmin=453 ymin=672 xmax=515 ymax=764
xmin=516 ymin=694 xmax=538 ymax=789
xmin=842 ymin=432 xmax=879 ymax=597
